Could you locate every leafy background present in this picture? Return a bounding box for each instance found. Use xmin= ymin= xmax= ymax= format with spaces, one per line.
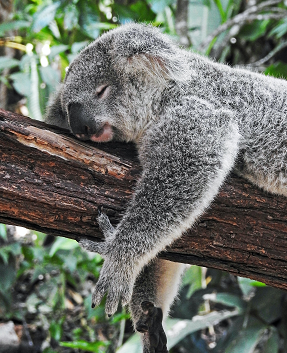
xmin=1 ymin=0 xmax=287 ymax=352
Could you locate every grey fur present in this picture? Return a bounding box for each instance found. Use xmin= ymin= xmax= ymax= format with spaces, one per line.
xmin=45 ymin=23 xmax=287 ymax=351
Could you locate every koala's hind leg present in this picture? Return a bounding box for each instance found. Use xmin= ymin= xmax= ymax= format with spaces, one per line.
xmin=130 ymin=259 xmax=185 ymax=353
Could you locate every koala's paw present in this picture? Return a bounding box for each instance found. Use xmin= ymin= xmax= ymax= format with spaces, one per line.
xmin=136 ymin=301 xmax=168 ymax=353
xmin=97 ymin=206 xmax=115 ymax=238
xmin=91 ymin=257 xmax=135 ymax=315
xmin=78 ymin=238 xmax=108 ymax=256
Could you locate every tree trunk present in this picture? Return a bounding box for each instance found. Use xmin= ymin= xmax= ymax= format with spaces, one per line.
xmin=1 ymin=108 xmax=287 ymax=291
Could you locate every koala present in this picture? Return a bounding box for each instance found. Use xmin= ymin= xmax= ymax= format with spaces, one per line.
xmin=45 ymin=23 xmax=287 ymax=352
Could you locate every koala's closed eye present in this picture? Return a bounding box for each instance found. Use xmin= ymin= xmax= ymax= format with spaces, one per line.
xmin=96 ymin=85 xmax=110 ymax=99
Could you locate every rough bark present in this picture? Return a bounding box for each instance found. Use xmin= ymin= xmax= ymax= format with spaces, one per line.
xmin=1 ymin=108 xmax=287 ymax=291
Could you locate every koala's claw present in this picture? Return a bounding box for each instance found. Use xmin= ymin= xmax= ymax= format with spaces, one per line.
xmin=98 ymin=205 xmax=105 ymax=216
xmin=97 ymin=207 xmax=115 ymax=238
xmin=136 ymin=301 xmax=168 ymax=353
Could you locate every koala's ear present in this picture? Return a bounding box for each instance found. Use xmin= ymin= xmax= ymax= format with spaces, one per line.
xmin=111 ymin=24 xmax=193 ymax=83
xmin=45 ymin=84 xmax=69 ymax=129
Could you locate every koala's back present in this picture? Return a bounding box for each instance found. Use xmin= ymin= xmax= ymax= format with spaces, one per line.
xmin=183 ymin=53 xmax=287 ymax=196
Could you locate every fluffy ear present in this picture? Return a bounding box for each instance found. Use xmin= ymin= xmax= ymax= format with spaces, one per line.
xmin=110 ymin=24 xmax=193 ymax=83
xmin=45 ymin=84 xmax=69 ymax=129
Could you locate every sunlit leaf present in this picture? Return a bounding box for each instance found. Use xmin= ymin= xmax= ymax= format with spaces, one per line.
xmin=50 ymin=320 xmax=63 ymax=341
xmin=60 ymin=340 xmax=110 ymax=352
xmin=49 ymin=44 xmax=69 ymax=60
xmin=0 ymin=224 xmax=7 ymax=241
xmin=147 ymin=0 xmax=173 ymax=14
xmin=182 ymin=265 xmax=202 ymax=298
xmin=238 ymin=277 xmax=265 ymax=297
xmin=32 ymin=2 xmax=61 ymax=33
xmin=64 ymin=4 xmax=80 ymax=30
xmin=27 ymin=56 xmax=43 ymax=121
xmin=49 ymin=237 xmax=78 ymax=257
xmin=49 ymin=20 xmax=61 ymax=39
xmin=10 ymin=72 xmax=31 ymax=96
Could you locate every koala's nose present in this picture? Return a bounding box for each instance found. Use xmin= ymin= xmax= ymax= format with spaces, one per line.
xmin=68 ymin=103 xmax=94 ymax=137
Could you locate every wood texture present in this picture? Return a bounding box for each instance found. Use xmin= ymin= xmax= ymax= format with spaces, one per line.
xmin=1 ymin=108 xmax=287 ymax=290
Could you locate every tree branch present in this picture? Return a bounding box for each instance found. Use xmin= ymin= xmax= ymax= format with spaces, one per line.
xmin=1 ymin=108 xmax=287 ymax=291
xmin=199 ymin=0 xmax=286 ymax=52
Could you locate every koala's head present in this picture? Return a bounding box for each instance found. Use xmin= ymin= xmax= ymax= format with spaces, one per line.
xmin=59 ymin=23 xmax=190 ymax=143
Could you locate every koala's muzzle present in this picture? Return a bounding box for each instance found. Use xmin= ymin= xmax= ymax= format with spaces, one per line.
xmin=68 ymin=103 xmax=113 ymax=142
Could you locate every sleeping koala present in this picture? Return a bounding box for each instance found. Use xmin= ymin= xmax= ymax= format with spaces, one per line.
xmin=46 ymin=23 xmax=287 ymax=352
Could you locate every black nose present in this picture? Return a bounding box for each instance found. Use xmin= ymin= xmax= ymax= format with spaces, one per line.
xmin=68 ymin=103 xmax=95 ymax=137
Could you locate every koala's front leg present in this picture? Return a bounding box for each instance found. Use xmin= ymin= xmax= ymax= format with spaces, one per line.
xmin=79 ymin=207 xmax=139 ymax=314
xmin=81 ymin=106 xmax=240 ymax=316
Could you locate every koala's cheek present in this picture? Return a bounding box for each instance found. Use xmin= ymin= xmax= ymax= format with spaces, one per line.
xmin=90 ymin=123 xmax=114 ymax=142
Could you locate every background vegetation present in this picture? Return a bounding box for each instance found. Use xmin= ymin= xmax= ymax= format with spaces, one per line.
xmin=1 ymin=0 xmax=287 ymax=352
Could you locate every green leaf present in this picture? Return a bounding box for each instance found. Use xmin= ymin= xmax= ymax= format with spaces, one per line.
xmin=238 ymin=277 xmax=265 ymax=297
xmin=262 ymin=327 xmax=279 ymax=353
xmin=146 ymin=0 xmax=173 ymax=14
xmin=224 ymin=318 xmax=267 ymax=353
xmin=204 ymin=292 xmax=246 ymax=312
xmin=265 ymin=62 xmax=287 ymax=80
xmin=49 ymin=20 xmax=61 ymax=39
xmin=0 ymin=20 xmax=30 ymax=36
xmin=64 ymin=4 xmax=79 ymax=30
xmin=79 ymin=10 xmax=100 ymax=39
xmin=32 ymin=2 xmax=61 ymax=33
xmin=250 ymin=287 xmax=283 ymax=324
xmin=117 ymin=333 xmax=142 ymax=353
xmin=0 ymin=75 xmax=9 ymax=86
xmin=118 ymin=309 xmax=240 ymax=352
xmin=60 ymin=340 xmax=110 ymax=352
xmin=269 ymin=18 xmax=287 ymax=39
xmin=0 ymin=57 xmax=20 ymax=71
xmin=182 ymin=265 xmax=202 ymax=298
xmin=21 ymin=246 xmax=34 ymax=263
xmin=0 ymin=224 xmax=7 ymax=241
xmin=26 ymin=293 xmax=42 ymax=314
xmin=240 ymin=20 xmax=270 ymax=41
xmin=27 ymin=56 xmax=42 ymax=121
xmin=8 ymin=242 xmax=21 ymax=256
xmin=71 ymin=41 xmax=89 ymax=54
xmin=111 ymin=312 xmax=130 ymax=324
xmin=50 ymin=320 xmax=63 ymax=341
xmin=10 ymin=72 xmax=31 ymax=96
xmin=49 ymin=237 xmax=78 ymax=257
xmin=39 ymin=66 xmax=60 ymax=90
xmin=0 ymin=258 xmax=16 ymax=293
xmin=49 ymin=44 xmax=69 ymax=60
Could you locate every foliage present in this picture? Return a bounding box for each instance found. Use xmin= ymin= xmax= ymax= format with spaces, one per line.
xmin=1 ymin=0 xmax=287 ymax=352
xmin=0 ymin=227 xmax=121 ymax=351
